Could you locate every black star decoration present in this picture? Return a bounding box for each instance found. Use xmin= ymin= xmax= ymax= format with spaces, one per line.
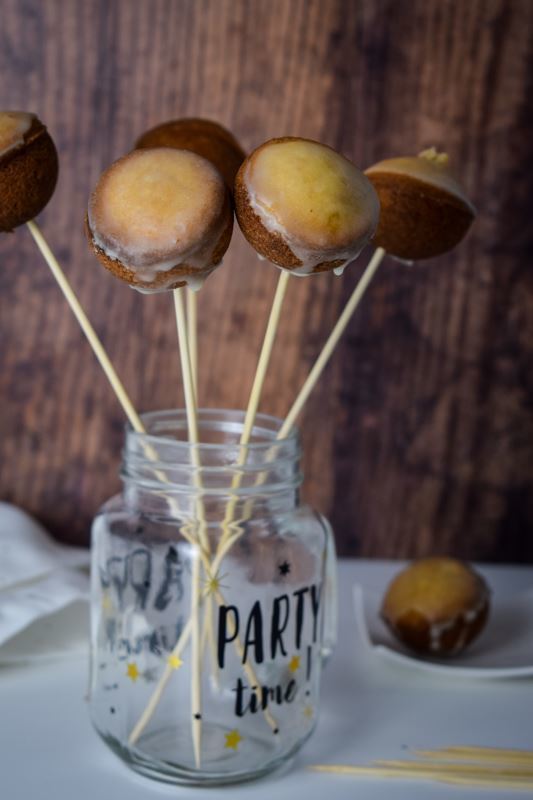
xmin=278 ymin=561 xmax=291 ymax=577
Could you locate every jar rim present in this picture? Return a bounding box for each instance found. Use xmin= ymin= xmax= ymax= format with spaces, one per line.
xmin=127 ymin=408 xmax=299 ymax=454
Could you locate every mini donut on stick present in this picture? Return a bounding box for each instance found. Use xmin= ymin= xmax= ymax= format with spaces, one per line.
xmin=234 ymin=137 xmax=380 ymax=443
xmin=0 ymin=111 xmax=58 ymax=232
xmin=215 ymin=138 xmax=379 ymax=558
xmin=0 ymin=110 xmax=145 ymax=433
xmin=86 ymin=146 xmax=234 ymax=767
xmin=135 ymin=117 xmax=246 ymax=680
xmin=235 ymin=136 xmax=379 ymax=275
xmin=365 ymin=147 xmax=476 ymax=261
xmin=135 ymin=117 xmax=245 ymax=193
xmin=86 ymin=147 xmax=233 ymax=293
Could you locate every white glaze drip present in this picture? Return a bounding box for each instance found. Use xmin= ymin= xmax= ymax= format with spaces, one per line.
xmin=426 ymin=589 xmax=489 ymax=654
xmin=247 ymin=180 xmax=371 ymax=274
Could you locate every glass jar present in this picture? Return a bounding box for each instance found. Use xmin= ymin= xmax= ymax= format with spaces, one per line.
xmin=89 ymin=409 xmax=337 ymax=785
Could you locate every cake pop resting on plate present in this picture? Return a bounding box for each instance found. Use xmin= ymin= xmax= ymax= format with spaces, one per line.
xmin=365 ymin=148 xmax=475 ymax=261
xmin=136 ymin=118 xmax=245 ymax=192
xmin=0 ymin=111 xmax=58 ymax=232
xmin=381 ymin=557 xmax=490 ymax=657
xmin=235 ymin=137 xmax=379 ymax=274
xmin=86 ymin=147 xmax=233 ymax=293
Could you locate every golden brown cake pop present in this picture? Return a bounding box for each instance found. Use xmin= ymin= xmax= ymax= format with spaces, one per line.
xmin=0 ymin=111 xmax=58 ymax=232
xmin=235 ymin=137 xmax=379 ymax=274
xmin=381 ymin=557 xmax=490 ymax=657
xmin=365 ymin=148 xmax=475 ymax=261
xmin=86 ymin=147 xmax=233 ymax=293
xmin=135 ymin=118 xmax=245 ymax=192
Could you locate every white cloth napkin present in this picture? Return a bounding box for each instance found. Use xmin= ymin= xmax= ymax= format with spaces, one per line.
xmin=0 ymin=503 xmax=90 ymax=661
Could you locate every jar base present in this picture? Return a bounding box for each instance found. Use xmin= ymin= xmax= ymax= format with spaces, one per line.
xmin=96 ymin=722 xmax=312 ymax=786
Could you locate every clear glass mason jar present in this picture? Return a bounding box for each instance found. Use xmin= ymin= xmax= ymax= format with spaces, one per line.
xmin=89 ymin=409 xmax=337 ymax=786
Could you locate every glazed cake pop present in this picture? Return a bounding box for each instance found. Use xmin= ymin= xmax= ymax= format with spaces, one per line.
xmin=136 ymin=117 xmax=245 ymax=192
xmin=365 ymin=148 xmax=476 ymax=261
xmin=86 ymin=147 xmax=233 ymax=292
xmin=234 ymin=137 xmax=380 ymax=274
xmin=0 ymin=111 xmax=58 ymax=232
xmin=381 ymin=557 xmax=490 ymax=656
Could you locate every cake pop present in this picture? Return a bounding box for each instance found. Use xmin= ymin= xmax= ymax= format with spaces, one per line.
xmin=365 ymin=147 xmax=475 ymax=261
xmin=0 ymin=111 xmax=58 ymax=232
xmin=86 ymin=147 xmax=233 ymax=292
xmin=234 ymin=137 xmax=380 ymax=274
xmin=381 ymin=557 xmax=490 ymax=656
xmin=136 ymin=117 xmax=245 ymax=192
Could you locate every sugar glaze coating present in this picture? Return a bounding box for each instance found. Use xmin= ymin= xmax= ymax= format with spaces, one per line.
xmin=87 ymin=148 xmax=233 ymax=293
xmin=235 ymin=137 xmax=379 ymax=274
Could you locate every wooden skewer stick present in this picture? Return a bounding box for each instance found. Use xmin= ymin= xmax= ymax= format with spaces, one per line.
xmin=26 ymin=220 xmax=185 ymax=514
xmin=309 ymin=763 xmax=533 ymax=790
xmin=128 ymin=608 xmax=196 ymax=746
xmin=172 ymin=288 xmax=205 ymax=769
xmin=26 ymin=220 xmax=145 ymax=433
xmin=415 ymin=746 xmax=533 ymax=766
xmin=217 ymin=269 xmax=290 ymax=550
xmin=186 ymin=288 xmax=199 ymax=402
xmin=278 ymin=247 xmax=386 ymax=439
xmin=374 ymin=759 xmax=533 ymax=778
xmin=239 ymin=269 xmax=291 ymax=447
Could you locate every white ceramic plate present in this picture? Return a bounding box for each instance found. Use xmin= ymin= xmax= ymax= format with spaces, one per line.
xmin=353 ymin=582 xmax=533 ymax=678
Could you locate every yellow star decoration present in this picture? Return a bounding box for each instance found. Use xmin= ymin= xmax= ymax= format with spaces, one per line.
xmin=167 ymin=654 xmax=183 ymax=670
xmin=303 ymin=704 xmax=314 ymax=719
xmin=126 ymin=662 xmax=140 ymax=682
xmin=206 ymin=576 xmax=220 ymax=594
xmin=204 ymin=571 xmax=228 ymax=595
xmin=288 ymin=655 xmax=301 ymax=673
xmin=224 ymin=729 xmax=243 ymax=751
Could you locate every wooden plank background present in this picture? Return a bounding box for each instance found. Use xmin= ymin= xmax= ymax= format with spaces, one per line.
xmin=0 ymin=0 xmax=532 ymax=560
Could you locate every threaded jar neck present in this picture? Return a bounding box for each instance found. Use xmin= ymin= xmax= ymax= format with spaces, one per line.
xmin=121 ymin=409 xmax=302 ymax=520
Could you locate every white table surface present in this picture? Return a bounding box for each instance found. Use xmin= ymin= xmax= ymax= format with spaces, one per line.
xmin=1 ymin=559 xmax=532 ymax=800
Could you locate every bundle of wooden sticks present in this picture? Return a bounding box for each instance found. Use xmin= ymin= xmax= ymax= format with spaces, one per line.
xmin=312 ymin=745 xmax=533 ymax=792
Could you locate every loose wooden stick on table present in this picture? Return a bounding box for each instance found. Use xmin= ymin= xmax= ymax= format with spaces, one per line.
xmin=310 ymin=762 xmax=533 ymax=791
xmin=26 ymin=220 xmax=145 ymax=433
xmin=415 ymin=746 xmax=533 ymax=766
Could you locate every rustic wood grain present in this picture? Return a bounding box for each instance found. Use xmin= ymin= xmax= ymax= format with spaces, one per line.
xmin=0 ymin=0 xmax=532 ymax=560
